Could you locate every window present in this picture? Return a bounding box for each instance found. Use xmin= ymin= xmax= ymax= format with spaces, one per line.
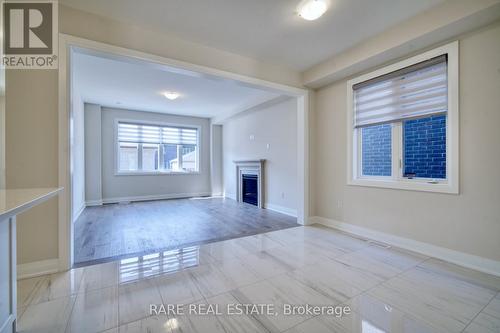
xmin=347 ymin=42 xmax=458 ymax=193
xmin=119 ymin=142 xmax=138 ymax=171
xmin=361 ymin=124 xmax=392 ymax=177
xmin=116 ymin=121 xmax=199 ymax=174
xmin=141 ymin=144 xmax=159 ymax=171
xmin=403 ymin=115 xmax=446 ymax=179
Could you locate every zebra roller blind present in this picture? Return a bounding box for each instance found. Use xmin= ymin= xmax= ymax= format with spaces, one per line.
xmin=353 ymin=55 xmax=448 ymax=128
xmin=118 ymin=122 xmax=198 ymax=145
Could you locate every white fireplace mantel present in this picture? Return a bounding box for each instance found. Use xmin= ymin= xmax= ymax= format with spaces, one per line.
xmin=234 ymin=160 xmax=265 ymax=208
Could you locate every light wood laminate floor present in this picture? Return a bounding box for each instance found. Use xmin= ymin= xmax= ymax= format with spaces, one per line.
xmin=74 ymin=197 xmax=298 ymax=266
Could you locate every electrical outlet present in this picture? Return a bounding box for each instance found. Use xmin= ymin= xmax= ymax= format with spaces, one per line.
xmin=337 ymin=200 xmax=343 ymax=209
xmin=249 ymin=134 xmax=255 ymax=141
xmin=266 ymin=143 xmax=270 ymax=150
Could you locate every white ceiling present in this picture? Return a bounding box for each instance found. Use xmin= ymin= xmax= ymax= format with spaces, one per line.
xmin=73 ymin=51 xmax=281 ymax=119
xmin=61 ymin=0 xmax=444 ymax=71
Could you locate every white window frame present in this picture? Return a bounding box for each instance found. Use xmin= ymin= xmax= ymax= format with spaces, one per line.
xmin=114 ymin=119 xmax=201 ymax=176
xmin=347 ymin=41 xmax=459 ymax=194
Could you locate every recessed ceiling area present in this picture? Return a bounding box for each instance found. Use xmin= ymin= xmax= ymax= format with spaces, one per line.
xmin=72 ymin=50 xmax=282 ymax=119
xmin=61 ymin=0 xmax=444 ymax=70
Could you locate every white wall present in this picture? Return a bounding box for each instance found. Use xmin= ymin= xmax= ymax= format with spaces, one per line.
xmin=223 ymin=97 xmax=297 ymax=216
xmin=89 ymin=107 xmax=212 ymax=202
xmin=313 ymin=21 xmax=500 ymax=262
xmin=211 ymin=124 xmax=223 ymax=196
xmin=84 ymin=103 xmax=102 ymax=205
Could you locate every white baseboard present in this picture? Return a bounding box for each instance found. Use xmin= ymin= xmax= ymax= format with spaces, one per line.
xmin=17 ymin=258 xmax=60 ymax=280
xmin=224 ymin=192 xmax=236 ymax=200
xmin=101 ymin=192 xmax=212 ymax=204
xmin=224 ymin=193 xmax=297 ymax=217
xmin=85 ymin=199 xmax=103 ymax=206
xmin=264 ymin=203 xmax=297 ymax=217
xmin=311 ymin=216 xmax=500 ymax=277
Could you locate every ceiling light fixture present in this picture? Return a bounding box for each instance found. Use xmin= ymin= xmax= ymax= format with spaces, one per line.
xmin=163 ymin=91 xmax=180 ymax=100
xmin=297 ymin=0 xmax=328 ymax=21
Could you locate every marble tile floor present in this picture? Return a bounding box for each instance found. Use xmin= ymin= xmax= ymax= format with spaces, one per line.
xmin=17 ymin=224 xmax=500 ymax=333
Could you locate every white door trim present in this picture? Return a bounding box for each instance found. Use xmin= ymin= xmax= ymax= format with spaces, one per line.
xmin=58 ymin=33 xmax=310 ymax=270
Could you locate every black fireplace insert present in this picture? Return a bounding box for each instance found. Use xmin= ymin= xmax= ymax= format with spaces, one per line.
xmin=242 ymin=174 xmax=258 ymax=206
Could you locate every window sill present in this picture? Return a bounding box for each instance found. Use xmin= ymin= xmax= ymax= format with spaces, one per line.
xmin=348 ymin=178 xmax=458 ymax=194
xmin=115 ymin=171 xmax=201 ymax=176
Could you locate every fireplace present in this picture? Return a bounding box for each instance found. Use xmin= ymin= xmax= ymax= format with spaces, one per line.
xmin=233 ymin=160 xmax=265 ymax=208
xmin=242 ymin=174 xmax=258 ymax=206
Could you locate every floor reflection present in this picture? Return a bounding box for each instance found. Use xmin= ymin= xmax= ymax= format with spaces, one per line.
xmin=164 ymin=318 xmax=179 ymax=330
xmin=362 ymin=320 xmax=386 ymax=333
xmin=351 ymin=293 xmax=441 ymax=333
xmin=119 ymin=246 xmax=200 ymax=283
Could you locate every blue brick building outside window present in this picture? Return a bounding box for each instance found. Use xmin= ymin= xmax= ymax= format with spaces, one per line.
xmin=403 ymin=115 xmax=446 ymax=179
xmin=361 ymin=124 xmax=392 ymax=177
xmin=361 ymin=115 xmax=446 ymax=179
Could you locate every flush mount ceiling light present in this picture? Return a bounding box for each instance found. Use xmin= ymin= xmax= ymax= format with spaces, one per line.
xmin=297 ymin=0 xmax=328 ymax=21
xmin=163 ymin=91 xmax=180 ymax=100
